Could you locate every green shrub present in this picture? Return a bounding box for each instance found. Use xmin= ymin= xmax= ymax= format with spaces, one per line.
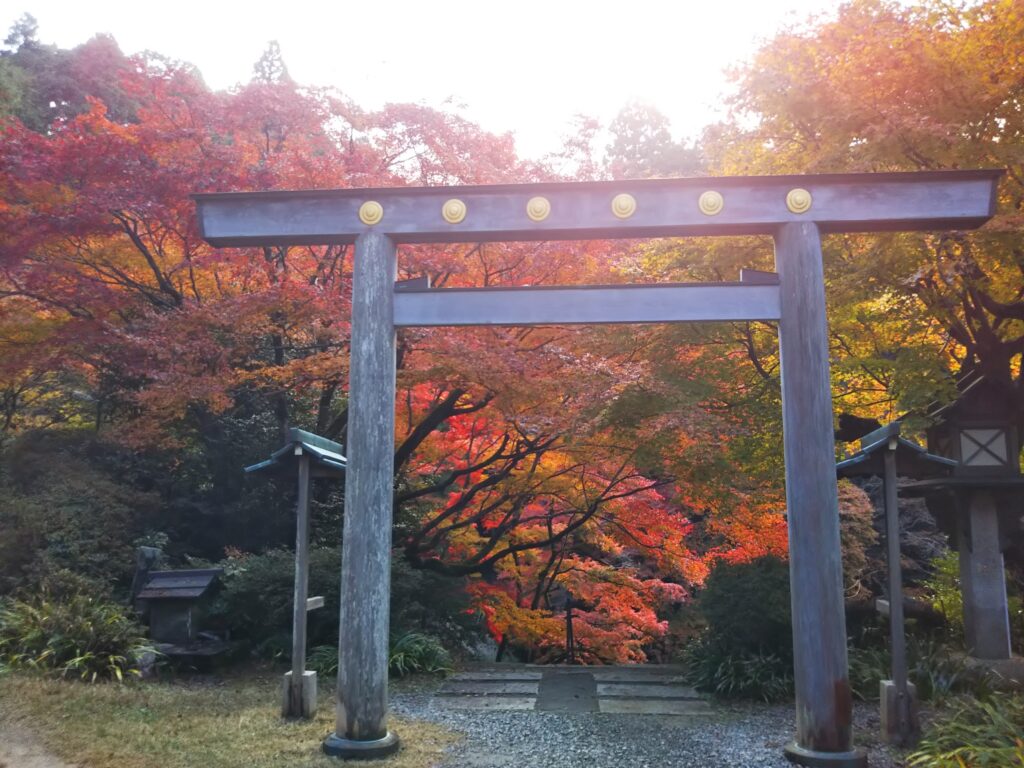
xmin=390 ymin=558 xmax=483 ymax=652
xmin=308 ymin=632 xmax=452 ymax=678
xmin=909 ymin=635 xmax=994 ymax=706
xmin=208 ymin=547 xmax=341 ymax=655
xmin=923 ymin=551 xmax=964 ymax=638
xmin=924 ymin=551 xmax=1024 ymax=654
xmin=0 ymin=594 xmax=153 ymax=682
xmin=908 ymin=693 xmax=1024 ymax=767
xmin=210 ymin=548 xmax=483 ymax=659
xmin=682 ymin=555 xmax=794 ymax=701
xmin=681 ymin=634 xmax=793 ymax=702
xmin=698 ymin=555 xmax=792 ymax=657
xmin=848 ymin=644 xmax=890 ymax=701
xmin=0 ymin=430 xmax=162 ymax=595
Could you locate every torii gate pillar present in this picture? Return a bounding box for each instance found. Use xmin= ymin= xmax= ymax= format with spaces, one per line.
xmin=776 ymin=222 xmax=861 ymax=765
xmin=322 ymin=232 xmax=401 ymax=757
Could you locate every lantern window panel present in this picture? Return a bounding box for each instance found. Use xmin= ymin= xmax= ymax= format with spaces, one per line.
xmin=959 ymin=428 xmax=1009 ymax=467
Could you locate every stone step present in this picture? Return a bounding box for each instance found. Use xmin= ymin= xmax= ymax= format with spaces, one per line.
xmin=589 ymin=670 xmax=689 ymax=684
xmin=437 ymin=681 xmax=540 ymax=696
xmin=434 ymin=665 xmax=710 ymax=715
xmin=596 ymin=682 xmax=702 ymax=699
xmin=536 ymin=670 xmax=598 ymax=713
xmin=598 ymin=699 xmax=714 ymax=715
xmin=439 ymin=694 xmax=537 ymax=711
xmin=449 ymin=671 xmax=544 ymax=682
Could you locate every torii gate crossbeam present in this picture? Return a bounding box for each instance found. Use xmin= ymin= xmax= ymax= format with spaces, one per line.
xmin=194 ymin=170 xmax=1001 ymax=767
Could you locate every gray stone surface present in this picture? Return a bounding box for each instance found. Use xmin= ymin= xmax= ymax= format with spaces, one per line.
xmin=434 ymin=663 xmax=712 ymax=720
xmin=437 ymin=665 xmax=710 ymax=715
xmin=281 ymin=670 xmax=317 ymax=719
xmin=590 ymin=670 xmax=687 ymax=684
xmin=439 ymin=681 xmax=540 ymax=696
xmin=393 ymin=690 xmax=901 ymax=768
xmin=536 ymin=671 xmax=598 ymax=713
xmin=598 ymin=699 xmax=713 ymax=715
xmin=596 ymin=682 xmax=701 ymax=699
xmin=450 ymin=671 xmax=543 ymax=681
xmin=440 ymin=696 xmax=538 ymax=711
xmin=962 ymin=492 xmax=1012 ymax=659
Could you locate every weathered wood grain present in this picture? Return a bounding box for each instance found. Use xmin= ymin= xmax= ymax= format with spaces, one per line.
xmin=194 ymin=170 xmax=1000 ymax=246
xmin=284 ymin=453 xmax=313 ymax=718
xmin=334 ymin=232 xmax=397 ymax=742
xmin=775 ymin=222 xmax=860 ymax=761
xmin=393 ymin=283 xmax=781 ymax=326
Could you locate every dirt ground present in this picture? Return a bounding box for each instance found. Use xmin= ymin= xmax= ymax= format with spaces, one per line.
xmin=0 ymin=722 xmax=76 ymax=768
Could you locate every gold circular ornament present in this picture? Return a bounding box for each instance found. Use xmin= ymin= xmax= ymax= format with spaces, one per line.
xmin=358 ymin=200 xmax=384 ymax=226
xmin=698 ymin=190 xmax=724 ymax=216
xmin=526 ymin=196 xmax=551 ymax=222
xmin=442 ymin=198 xmax=467 ymax=224
xmin=786 ymin=188 xmax=812 ymax=214
xmin=611 ymin=193 xmax=637 ymax=219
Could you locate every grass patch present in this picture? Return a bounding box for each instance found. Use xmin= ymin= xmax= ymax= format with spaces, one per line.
xmin=0 ymin=669 xmax=458 ymax=768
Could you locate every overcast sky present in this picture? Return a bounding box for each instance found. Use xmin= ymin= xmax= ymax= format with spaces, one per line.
xmin=6 ymin=1 xmax=843 ymax=157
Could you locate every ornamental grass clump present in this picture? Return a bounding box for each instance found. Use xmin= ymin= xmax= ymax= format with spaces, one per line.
xmin=309 ymin=631 xmax=453 ymax=678
xmin=849 ymin=635 xmax=995 ymax=705
xmin=908 ymin=693 xmax=1024 ymax=768
xmin=0 ymin=593 xmax=153 ymax=682
xmin=388 ymin=631 xmax=453 ymax=677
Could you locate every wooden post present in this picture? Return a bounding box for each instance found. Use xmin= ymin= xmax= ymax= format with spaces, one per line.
xmin=323 ymin=232 xmax=400 ymax=758
xmin=565 ymin=599 xmax=576 ymax=665
xmin=282 ymin=452 xmax=315 ymax=718
xmin=881 ymin=444 xmax=918 ymax=744
xmin=775 ymin=223 xmax=865 ymax=767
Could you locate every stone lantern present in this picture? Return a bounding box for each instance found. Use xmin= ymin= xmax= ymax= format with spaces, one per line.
xmin=909 ymin=374 xmax=1022 ymax=660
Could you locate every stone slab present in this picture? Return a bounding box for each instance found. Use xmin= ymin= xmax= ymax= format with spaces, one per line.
xmin=596 ymin=682 xmax=702 ymax=699
xmin=590 ymin=671 xmax=689 ymax=684
xmin=880 ymin=679 xmax=920 ymax=746
xmin=450 ymin=671 xmax=544 ymax=682
xmin=964 ymin=655 xmax=1024 ymax=690
xmin=536 ymin=671 xmax=598 ymax=713
xmin=281 ymin=670 xmax=317 ymax=719
xmin=438 ymin=681 xmax=539 ymax=696
xmin=439 ymin=695 xmax=538 ymax=711
xmin=598 ymin=699 xmax=713 ymax=715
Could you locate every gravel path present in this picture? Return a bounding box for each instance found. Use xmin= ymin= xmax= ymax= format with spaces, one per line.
xmin=392 ymin=690 xmax=904 ymax=768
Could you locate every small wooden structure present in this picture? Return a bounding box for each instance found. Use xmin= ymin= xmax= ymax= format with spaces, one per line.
xmin=837 ymin=422 xmax=955 ymax=746
xmin=245 ymin=428 xmax=345 ymax=719
xmin=908 ymin=374 xmax=1024 ymax=660
xmin=136 ymin=568 xmax=223 ymax=647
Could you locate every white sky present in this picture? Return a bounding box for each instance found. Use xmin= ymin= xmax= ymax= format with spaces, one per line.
xmin=6 ymin=1 xmax=843 ymax=158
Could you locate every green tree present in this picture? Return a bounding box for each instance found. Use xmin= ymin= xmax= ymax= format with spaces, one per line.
xmin=708 ymin=0 xmax=1024 ymax=432
xmin=606 ymin=102 xmax=702 ymax=178
xmin=252 ymin=40 xmax=291 ymax=85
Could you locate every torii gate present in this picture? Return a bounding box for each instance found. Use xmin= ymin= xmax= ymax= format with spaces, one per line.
xmin=194 ymin=170 xmax=1000 ymax=766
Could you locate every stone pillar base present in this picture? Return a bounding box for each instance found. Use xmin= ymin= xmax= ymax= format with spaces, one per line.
xmin=784 ymin=742 xmax=867 ymax=768
xmin=281 ymin=670 xmax=317 ymax=719
xmin=322 ymin=731 xmax=400 ymax=759
xmin=880 ymin=679 xmax=919 ymax=746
